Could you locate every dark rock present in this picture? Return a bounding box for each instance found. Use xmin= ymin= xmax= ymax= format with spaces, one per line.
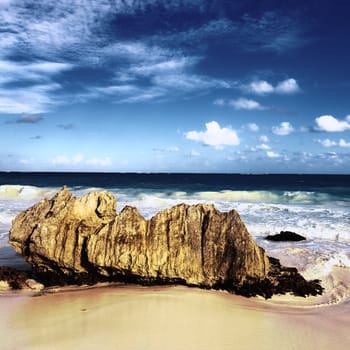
xmin=0 ymin=266 xmax=29 ymax=289
xmin=265 ymin=231 xmax=306 ymax=242
xmin=8 ymin=187 xmax=322 ymax=298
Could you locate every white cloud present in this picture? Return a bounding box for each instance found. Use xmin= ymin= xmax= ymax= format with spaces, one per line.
xmin=246 ymin=78 xmax=300 ymax=95
xmin=266 ymin=151 xmax=280 ymax=158
xmin=51 ymin=154 xmax=112 ymax=167
xmin=229 ymin=98 xmax=264 ymax=110
xmin=259 ymin=135 xmax=269 ymax=143
xmin=96 ymin=85 xmax=139 ymax=95
xmin=106 ymin=40 xmax=231 ymax=100
xmin=105 ymin=42 xmax=168 ymax=63
xmin=152 ymin=74 xmax=230 ymax=91
xmin=118 ymin=87 xmax=165 ymax=103
xmin=316 ymin=139 xmax=337 ymax=147
xmin=272 ymin=122 xmax=294 ymax=135
xmin=257 ymin=143 xmax=271 ymax=150
xmin=0 ymin=58 xmax=72 ymax=114
xmin=185 ymin=121 xmax=240 ymax=149
xmin=315 ymin=115 xmax=350 ymax=132
xmin=247 ymin=123 xmax=259 ymax=132
xmin=339 ymin=139 xmax=350 ymax=148
xmin=275 ymin=78 xmax=300 ymax=94
xmin=129 ymin=57 xmax=197 ymax=76
xmin=0 ymin=84 xmax=61 ymax=114
xmin=94 ymin=85 xmax=166 ymax=104
xmin=247 ymin=80 xmax=274 ymax=95
xmin=0 ymin=60 xmax=73 ymax=85
xmin=1 ymin=2 xmax=233 ymax=110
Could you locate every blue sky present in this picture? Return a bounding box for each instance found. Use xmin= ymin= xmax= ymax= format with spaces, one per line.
xmin=1 ymin=0 xmax=350 ymax=173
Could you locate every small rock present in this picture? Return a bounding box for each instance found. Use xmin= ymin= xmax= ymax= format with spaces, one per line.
xmin=265 ymin=231 xmax=306 ymax=242
xmin=0 ymin=266 xmax=31 ymax=289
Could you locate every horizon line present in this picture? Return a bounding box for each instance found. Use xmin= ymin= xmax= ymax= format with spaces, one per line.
xmin=1 ymin=171 xmax=350 ymax=176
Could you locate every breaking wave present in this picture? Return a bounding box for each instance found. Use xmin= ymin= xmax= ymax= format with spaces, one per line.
xmin=0 ymin=185 xmax=56 ymax=200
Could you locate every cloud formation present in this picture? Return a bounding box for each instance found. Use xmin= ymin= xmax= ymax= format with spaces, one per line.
xmin=272 ymin=122 xmax=294 ymax=135
xmin=229 ymin=98 xmax=264 ymax=110
xmin=0 ymin=0 xmax=307 ymax=115
xmin=266 ymin=151 xmax=281 ymax=158
xmin=316 ymin=138 xmax=337 ymax=147
xmin=155 ymin=10 xmax=308 ymax=54
xmin=247 ymin=80 xmax=274 ymax=95
xmin=51 ymin=154 xmax=112 ymax=167
xmin=339 ymin=139 xmax=350 ymax=147
xmin=247 ymin=123 xmax=259 ymax=132
xmin=315 ymin=115 xmax=350 ymax=132
xmin=185 ymin=121 xmax=240 ymax=149
xmin=275 ymin=78 xmax=300 ymax=94
xmin=256 ymin=143 xmax=270 ymax=150
xmin=246 ymin=78 xmax=300 ymax=95
xmin=259 ymin=135 xmax=269 ymax=143
xmin=0 ymin=84 xmax=62 ymax=114
xmin=316 ymin=138 xmax=350 ymax=148
xmin=0 ymin=1 xmax=235 ymax=113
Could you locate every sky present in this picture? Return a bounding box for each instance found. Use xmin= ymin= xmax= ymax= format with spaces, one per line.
xmin=1 ymin=0 xmax=350 ymax=173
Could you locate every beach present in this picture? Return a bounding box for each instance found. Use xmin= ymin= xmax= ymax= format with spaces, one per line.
xmin=1 ymin=285 xmax=350 ymax=350
xmin=1 ymin=173 xmax=349 ymax=349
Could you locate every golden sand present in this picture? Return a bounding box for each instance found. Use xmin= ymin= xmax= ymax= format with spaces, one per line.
xmin=1 ymin=285 xmax=349 ymax=350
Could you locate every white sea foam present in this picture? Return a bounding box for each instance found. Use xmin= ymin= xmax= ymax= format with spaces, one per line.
xmin=258 ymin=238 xmax=350 ymax=305
xmin=0 ymin=185 xmax=56 ymax=200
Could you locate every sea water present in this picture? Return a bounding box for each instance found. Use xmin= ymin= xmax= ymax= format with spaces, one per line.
xmin=1 ymin=173 xmax=350 ymax=303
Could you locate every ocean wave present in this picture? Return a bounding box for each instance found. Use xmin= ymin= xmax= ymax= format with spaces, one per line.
xmin=107 ymin=188 xmax=346 ymax=206
xmin=1 ymin=184 xmax=343 ymax=206
xmin=0 ymin=185 xmax=56 ymax=200
xmin=0 ymin=211 xmax=14 ymax=229
xmin=194 ymin=189 xmax=345 ymax=205
xmin=260 ymin=240 xmax=350 ymax=306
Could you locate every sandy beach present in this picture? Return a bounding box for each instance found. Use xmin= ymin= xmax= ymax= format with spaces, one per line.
xmin=1 ymin=284 xmax=349 ymax=350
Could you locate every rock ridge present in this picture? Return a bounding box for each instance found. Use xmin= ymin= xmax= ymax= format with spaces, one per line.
xmin=8 ymin=187 xmax=322 ymax=298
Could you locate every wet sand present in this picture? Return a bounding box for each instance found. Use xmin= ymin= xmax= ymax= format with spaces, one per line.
xmin=1 ymin=285 xmax=350 ymax=350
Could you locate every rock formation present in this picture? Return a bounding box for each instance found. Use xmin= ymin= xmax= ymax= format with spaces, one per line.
xmin=8 ymin=187 xmax=322 ymax=298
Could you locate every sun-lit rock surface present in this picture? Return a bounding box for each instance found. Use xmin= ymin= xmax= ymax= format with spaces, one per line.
xmin=9 ymin=187 xmax=322 ymax=298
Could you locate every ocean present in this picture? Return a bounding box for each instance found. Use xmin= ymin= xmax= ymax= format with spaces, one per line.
xmin=1 ymin=172 xmax=350 ymax=304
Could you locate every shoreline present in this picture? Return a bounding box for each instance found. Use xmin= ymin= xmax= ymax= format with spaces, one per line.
xmin=1 ymin=284 xmax=350 ymax=350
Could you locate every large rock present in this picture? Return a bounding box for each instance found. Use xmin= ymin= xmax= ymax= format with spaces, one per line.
xmin=9 ymin=187 xmax=322 ymax=298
